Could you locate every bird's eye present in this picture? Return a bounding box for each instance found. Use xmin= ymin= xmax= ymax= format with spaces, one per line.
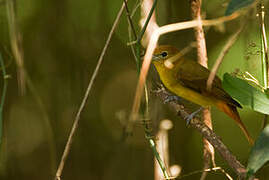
xmin=161 ymin=51 xmax=168 ymax=57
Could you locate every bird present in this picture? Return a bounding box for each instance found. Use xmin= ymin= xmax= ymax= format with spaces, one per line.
xmin=152 ymin=45 xmax=253 ymax=145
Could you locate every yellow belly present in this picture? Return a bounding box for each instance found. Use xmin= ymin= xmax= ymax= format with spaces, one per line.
xmin=154 ymin=63 xmax=218 ymax=107
xmin=165 ymin=82 xmax=217 ymax=107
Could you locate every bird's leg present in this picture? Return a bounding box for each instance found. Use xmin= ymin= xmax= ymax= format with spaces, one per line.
xmin=184 ymin=107 xmax=204 ymax=125
xmin=152 ymin=83 xmax=181 ymax=103
xmin=163 ymin=95 xmax=181 ymax=104
xmin=151 ymin=83 xmax=166 ymax=94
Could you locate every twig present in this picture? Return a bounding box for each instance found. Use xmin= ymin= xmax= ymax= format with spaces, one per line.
xmin=207 ymin=21 xmax=245 ymax=91
xmin=155 ymin=119 xmax=174 ymax=179
xmin=137 ymin=0 xmax=158 ymax=72
xmin=6 ymin=0 xmax=25 ymax=94
xmin=125 ymin=0 xmax=170 ymax=178
xmin=191 ymin=0 xmax=208 ymax=66
xmin=258 ymin=3 xmax=269 ymax=89
xmin=54 ymin=2 xmax=126 ymax=180
xmin=177 ymin=167 xmax=232 ymax=180
xmin=124 ymin=0 xmax=137 ymax=40
xmin=200 ymin=108 xmax=214 ymax=180
xmin=139 ymin=0 xmax=159 ymax=47
xmin=125 ymin=0 xmax=140 ymax=68
xmin=154 ymin=88 xmax=251 ymax=179
xmin=0 ymin=53 xmax=8 ymax=146
xmin=190 ymin=1 xmax=214 ymax=179
xmin=258 ymin=2 xmax=269 ymax=129
xmin=126 ymin=0 xmax=158 ymax=131
xmin=6 ymin=0 xmax=57 ymax=172
xmin=175 ymin=41 xmax=197 ymax=59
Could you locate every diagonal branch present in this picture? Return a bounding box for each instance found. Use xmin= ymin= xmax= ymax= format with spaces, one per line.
xmin=154 ymin=88 xmax=254 ymax=179
xmin=207 ymin=21 xmax=245 ymax=91
xmin=54 ymin=2 xmax=126 ymax=180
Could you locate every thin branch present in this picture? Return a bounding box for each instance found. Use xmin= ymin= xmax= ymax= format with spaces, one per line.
xmin=125 ymin=0 xmax=140 ymax=69
xmin=259 ymin=3 xmax=269 ymax=89
xmin=7 ymin=0 xmax=56 ymax=171
xmin=124 ymin=0 xmax=137 ymax=40
xmin=54 ymin=2 xmax=126 ymax=180
xmin=149 ymin=137 xmax=170 ymax=179
xmin=258 ymin=2 xmax=269 ymax=129
xmin=6 ymin=0 xmax=25 ymax=94
xmin=137 ymin=0 xmax=158 ymax=72
xmin=126 ymin=0 xmax=158 ymax=131
xmin=139 ymin=0 xmax=159 ymax=46
xmin=155 ymin=119 xmax=174 ymax=179
xmin=125 ymin=0 xmax=170 ymax=178
xmin=191 ymin=0 xmax=208 ymax=66
xmin=154 ymin=88 xmax=251 ymax=179
xmin=0 ymin=53 xmax=8 ymax=146
xmin=176 ymin=41 xmax=197 ymax=59
xmin=177 ymin=167 xmax=232 ymax=180
xmin=190 ymin=1 xmax=214 ymax=179
xmin=207 ymin=21 xmax=245 ymax=91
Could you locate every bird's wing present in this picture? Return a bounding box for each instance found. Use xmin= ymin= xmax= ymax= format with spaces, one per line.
xmin=176 ymin=59 xmax=242 ymax=108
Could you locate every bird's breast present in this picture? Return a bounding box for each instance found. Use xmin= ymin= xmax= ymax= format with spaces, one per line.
xmin=158 ymin=70 xmax=217 ymax=107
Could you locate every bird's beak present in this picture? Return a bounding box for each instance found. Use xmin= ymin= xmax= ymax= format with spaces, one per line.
xmin=152 ymin=54 xmax=161 ymax=61
xmin=140 ymin=53 xmax=160 ymax=61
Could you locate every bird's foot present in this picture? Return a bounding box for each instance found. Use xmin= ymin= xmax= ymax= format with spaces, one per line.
xmin=164 ymin=95 xmax=181 ymax=104
xmin=151 ymin=83 xmax=166 ymax=94
xmin=184 ymin=107 xmax=203 ymax=125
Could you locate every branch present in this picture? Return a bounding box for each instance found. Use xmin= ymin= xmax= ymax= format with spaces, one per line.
xmin=6 ymin=0 xmax=26 ymax=94
xmin=54 ymin=2 xmax=126 ymax=180
xmin=125 ymin=0 xmax=170 ymax=178
xmin=258 ymin=3 xmax=269 ymax=89
xmin=154 ymin=88 xmax=251 ymax=179
xmin=191 ymin=0 xmax=208 ymax=66
xmin=124 ymin=0 xmax=137 ymax=40
xmin=190 ymin=1 xmax=214 ymax=179
xmin=139 ymin=0 xmax=159 ymax=47
xmin=207 ymin=21 xmax=245 ymax=91
xmin=0 ymin=53 xmax=8 ymax=146
xmin=258 ymin=2 xmax=269 ymax=129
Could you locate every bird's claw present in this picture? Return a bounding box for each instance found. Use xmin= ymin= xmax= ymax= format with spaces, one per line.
xmin=184 ymin=107 xmax=203 ymax=125
xmin=151 ymin=84 xmax=166 ymax=94
xmin=164 ymin=95 xmax=181 ymax=104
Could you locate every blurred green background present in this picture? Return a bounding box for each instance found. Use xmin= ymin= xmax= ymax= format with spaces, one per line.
xmin=0 ymin=0 xmax=268 ymax=179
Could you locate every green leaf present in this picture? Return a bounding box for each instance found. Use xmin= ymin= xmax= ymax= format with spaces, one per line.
xmin=225 ymin=0 xmax=254 ymax=16
xmin=247 ymin=125 xmax=269 ymax=174
xmin=222 ymin=73 xmax=269 ymax=115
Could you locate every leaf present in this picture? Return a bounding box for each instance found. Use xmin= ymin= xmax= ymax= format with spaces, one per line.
xmin=225 ymin=0 xmax=254 ymax=16
xmin=247 ymin=125 xmax=269 ymax=175
xmin=222 ymin=73 xmax=269 ymax=115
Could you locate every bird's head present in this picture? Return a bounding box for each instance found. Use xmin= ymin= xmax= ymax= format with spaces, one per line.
xmin=152 ymin=45 xmax=180 ymax=69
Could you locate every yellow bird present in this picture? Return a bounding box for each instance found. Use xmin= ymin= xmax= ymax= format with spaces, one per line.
xmin=152 ymin=45 xmax=253 ymax=145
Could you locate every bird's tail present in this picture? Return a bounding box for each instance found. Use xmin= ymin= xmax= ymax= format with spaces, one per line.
xmin=217 ymin=102 xmax=254 ymax=145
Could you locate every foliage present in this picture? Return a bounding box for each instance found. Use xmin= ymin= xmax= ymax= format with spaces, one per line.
xmin=223 ymin=73 xmax=269 ymax=115
xmin=247 ymin=124 xmax=269 ymax=175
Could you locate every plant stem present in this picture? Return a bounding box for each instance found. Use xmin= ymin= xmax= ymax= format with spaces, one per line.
xmin=0 ymin=54 xmax=8 ymax=146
